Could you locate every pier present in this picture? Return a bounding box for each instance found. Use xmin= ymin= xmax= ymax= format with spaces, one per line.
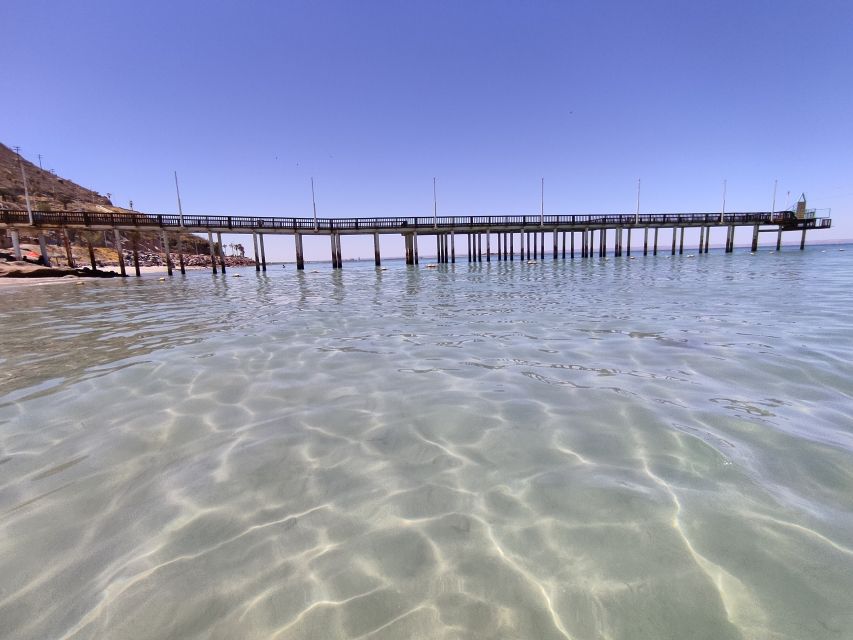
xmin=0 ymin=205 xmax=831 ymax=275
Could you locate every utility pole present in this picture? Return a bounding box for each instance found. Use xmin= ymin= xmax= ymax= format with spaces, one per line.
xmin=311 ymin=177 xmax=318 ymax=231
xmin=15 ymin=148 xmax=34 ymax=226
xmin=433 ymin=177 xmax=437 ymax=227
xmin=635 ymin=178 xmax=641 ymax=224
xmin=771 ymin=179 xmax=777 ymax=221
xmin=720 ymin=179 xmax=727 ymax=223
xmin=174 ymin=171 xmax=184 ymax=226
xmin=37 ymin=154 xmax=43 ymax=170
xmin=540 ymin=177 xmax=544 ymax=225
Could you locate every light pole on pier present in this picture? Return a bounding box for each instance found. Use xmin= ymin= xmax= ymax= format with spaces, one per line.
xmin=720 ymin=179 xmax=727 ymax=224
xmin=311 ymin=177 xmax=318 ymax=232
xmin=540 ymin=177 xmax=544 ymax=226
xmin=174 ymin=171 xmax=184 ymax=227
xmin=16 ymin=150 xmax=34 ymax=226
xmin=771 ymin=179 xmax=777 ymax=222
xmin=433 ymin=177 xmax=437 ymax=228
xmin=635 ymin=178 xmax=641 ymax=225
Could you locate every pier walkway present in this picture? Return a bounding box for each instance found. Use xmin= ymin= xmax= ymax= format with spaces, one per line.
xmin=0 ymin=208 xmax=832 ymax=276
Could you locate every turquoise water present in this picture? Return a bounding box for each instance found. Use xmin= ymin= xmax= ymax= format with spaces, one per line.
xmin=1 ymin=247 xmax=852 ymax=639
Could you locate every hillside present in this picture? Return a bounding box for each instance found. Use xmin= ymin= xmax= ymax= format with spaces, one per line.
xmin=0 ymin=142 xmax=214 ymax=261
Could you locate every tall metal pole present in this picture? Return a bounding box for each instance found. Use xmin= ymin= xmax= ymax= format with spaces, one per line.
xmin=174 ymin=171 xmax=184 ymax=227
xmin=720 ymin=179 xmax=727 ymax=223
xmin=771 ymin=179 xmax=777 ymax=222
xmin=540 ymin=177 xmax=544 ymax=225
xmin=635 ymin=178 xmax=641 ymax=224
xmin=19 ymin=157 xmax=34 ymax=226
xmin=433 ymin=177 xmax=437 ymax=227
xmin=311 ymin=177 xmax=318 ymax=232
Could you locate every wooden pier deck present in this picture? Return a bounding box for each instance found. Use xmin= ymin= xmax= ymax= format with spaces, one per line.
xmin=0 ymin=209 xmax=832 ymax=275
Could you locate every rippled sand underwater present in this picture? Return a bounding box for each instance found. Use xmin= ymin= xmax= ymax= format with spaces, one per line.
xmin=1 ymin=248 xmax=853 ymax=639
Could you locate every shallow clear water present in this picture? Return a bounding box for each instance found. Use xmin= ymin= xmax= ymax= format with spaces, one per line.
xmin=1 ymin=247 xmax=852 ymax=640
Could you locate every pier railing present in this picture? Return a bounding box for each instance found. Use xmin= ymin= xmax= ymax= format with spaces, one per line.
xmin=0 ymin=209 xmax=832 ymax=232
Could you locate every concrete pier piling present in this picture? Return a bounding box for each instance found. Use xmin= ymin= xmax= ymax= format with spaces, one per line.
xmin=800 ymin=228 xmax=807 ymax=250
xmin=112 ymin=229 xmax=123 ymax=276
xmin=653 ymin=228 xmax=659 ymax=256
xmin=10 ymin=230 xmax=21 ymax=260
xmin=698 ymin=227 xmax=705 ymax=254
xmin=208 ymin=231 xmax=218 ymax=274
xmin=253 ymin=233 xmax=261 ymax=271
xmin=751 ymin=225 xmax=759 ymax=252
xmin=295 ymin=233 xmax=305 ymax=270
xmin=162 ymin=231 xmax=173 ymax=275
xmin=626 ymin=228 xmax=632 ymax=256
xmin=39 ymin=232 xmax=51 ymax=268
xmin=643 ymin=227 xmax=649 ymax=256
xmin=258 ymin=233 xmax=267 ymax=270
xmin=131 ymin=233 xmax=141 ymax=276
xmin=216 ymin=232 xmax=227 ymax=273
xmin=671 ymin=228 xmax=677 ymax=255
xmin=679 ymin=227 xmax=685 ymax=254
xmin=177 ymin=236 xmax=185 ymax=274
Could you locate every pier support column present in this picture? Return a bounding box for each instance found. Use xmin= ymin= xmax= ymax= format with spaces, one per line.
xmin=570 ymin=231 xmax=575 ymax=258
xmin=373 ymin=233 xmax=380 ymax=266
xmin=10 ymin=230 xmax=22 ymax=260
xmin=476 ymin=234 xmax=481 ymax=262
xmin=413 ymin=233 xmax=419 ymax=264
xmin=532 ymin=232 xmax=538 ymax=260
xmin=589 ymin=230 xmax=595 ymax=257
xmin=540 ymin=232 xmax=545 ymax=260
xmin=330 ymin=234 xmax=338 ymax=268
xmin=679 ymin=227 xmax=685 ymax=254
xmin=724 ymin=226 xmax=732 ymax=253
xmin=451 ymin=233 xmax=455 ymax=263
xmin=751 ymin=225 xmax=759 ymax=252
xmin=216 ymin=232 xmax=227 ymax=274
xmin=207 ymin=231 xmax=218 ymax=274
xmin=705 ymin=226 xmax=711 ymax=253
xmin=800 ymin=228 xmax=807 ymax=250
xmin=466 ymin=234 xmax=471 ymax=262
xmin=643 ymin=227 xmax=649 ymax=255
xmin=698 ymin=227 xmax=705 ymax=254
xmin=177 ymin=234 xmax=185 ymax=274
xmin=63 ymin=229 xmax=75 ymax=267
xmin=436 ymin=235 xmax=442 ymax=263
xmin=87 ymin=235 xmax=98 ymax=272
xmin=627 ymin=228 xmax=632 ymax=256
xmin=161 ymin=231 xmax=172 ymax=275
xmin=132 ymin=233 xmax=141 ymax=276
xmin=653 ymin=228 xmax=659 ymax=255
xmin=295 ymin=233 xmax=305 ymax=270
xmin=112 ymin=229 xmax=124 ymax=276
xmin=259 ymin=233 xmax=267 ymax=270
xmin=525 ymin=232 xmax=530 ymax=259
xmin=486 ymin=232 xmax=491 ymax=262
xmin=553 ymin=230 xmax=558 ymax=259
xmin=671 ymin=227 xmax=677 ymax=255
xmin=252 ymin=232 xmax=261 ymax=271
xmin=561 ymin=231 xmax=566 ymax=259
xmin=404 ymin=235 xmax=412 ymax=265
xmin=38 ymin=232 xmax=52 ymax=267
xmin=509 ymin=232 xmax=514 ymax=260
xmin=776 ymin=228 xmax=783 ymax=251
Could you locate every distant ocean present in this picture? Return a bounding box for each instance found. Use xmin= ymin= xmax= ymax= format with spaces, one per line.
xmin=2 ymin=245 xmax=852 ymax=639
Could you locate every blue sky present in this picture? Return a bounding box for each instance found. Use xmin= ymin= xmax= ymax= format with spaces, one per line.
xmin=3 ymin=0 xmax=851 ymax=260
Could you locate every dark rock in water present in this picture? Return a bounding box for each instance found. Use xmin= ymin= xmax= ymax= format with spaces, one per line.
xmin=0 ymin=261 xmax=123 ymax=279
